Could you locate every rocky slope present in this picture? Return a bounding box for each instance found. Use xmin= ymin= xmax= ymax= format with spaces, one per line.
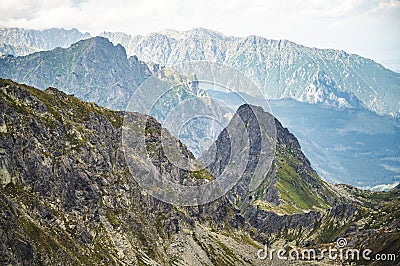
xmin=206 ymin=103 xmax=399 ymax=263
xmin=0 ymin=79 xmax=264 ymax=265
xmin=0 ymin=79 xmax=398 ymax=265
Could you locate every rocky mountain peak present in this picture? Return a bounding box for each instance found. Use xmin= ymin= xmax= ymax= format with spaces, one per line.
xmin=0 ymin=36 xmax=152 ymax=110
xmin=71 ymin=36 xmax=128 ymax=58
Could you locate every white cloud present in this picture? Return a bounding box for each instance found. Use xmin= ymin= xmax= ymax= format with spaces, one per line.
xmin=0 ymin=0 xmax=399 ymax=71
xmin=380 ymin=164 xmax=400 ymax=173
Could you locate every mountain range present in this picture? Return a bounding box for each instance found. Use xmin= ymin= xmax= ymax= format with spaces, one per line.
xmin=0 ymin=32 xmax=399 ymax=189
xmin=2 ymin=27 xmax=399 ymax=116
xmin=101 ymin=28 xmax=400 ymax=117
xmin=0 ymin=28 xmax=90 ymax=57
xmin=1 ymin=79 xmax=399 ymax=265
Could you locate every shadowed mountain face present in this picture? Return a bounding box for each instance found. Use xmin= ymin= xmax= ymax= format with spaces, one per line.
xmin=0 ymin=37 xmax=153 ymax=110
xmin=0 ymin=36 xmax=204 ymax=112
xmin=1 ymin=79 xmax=399 ymax=265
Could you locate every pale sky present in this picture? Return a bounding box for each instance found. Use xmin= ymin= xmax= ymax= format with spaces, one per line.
xmin=1 ymin=0 xmax=399 ymax=72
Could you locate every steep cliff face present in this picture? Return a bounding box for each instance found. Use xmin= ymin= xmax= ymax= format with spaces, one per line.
xmin=207 ymin=104 xmax=340 ymax=215
xmin=0 ymin=79 xmax=264 ymax=265
xmin=298 ymin=70 xmax=363 ymax=109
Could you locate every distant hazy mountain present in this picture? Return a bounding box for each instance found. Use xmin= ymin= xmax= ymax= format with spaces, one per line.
xmin=0 ymin=28 xmax=90 ymax=56
xmin=101 ymin=28 xmax=400 ymax=117
xmin=0 ymin=37 xmax=154 ymax=109
xmin=270 ymin=100 xmax=400 ymax=190
xmin=1 ymin=27 xmax=399 ymax=116
xmin=0 ymin=35 xmax=206 ymax=111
